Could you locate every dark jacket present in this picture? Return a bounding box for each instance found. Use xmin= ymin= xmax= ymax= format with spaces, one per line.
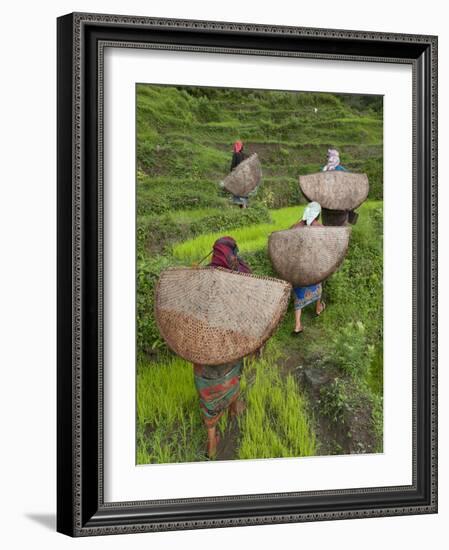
xmin=230 ymin=151 xmax=246 ymax=171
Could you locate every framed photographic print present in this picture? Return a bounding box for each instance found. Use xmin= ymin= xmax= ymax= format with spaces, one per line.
xmin=57 ymin=12 xmax=438 ymax=536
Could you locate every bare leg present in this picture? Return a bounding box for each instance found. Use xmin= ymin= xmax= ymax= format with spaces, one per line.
xmin=294 ymin=308 xmax=303 ymax=332
xmin=206 ymin=426 xmax=219 ymax=458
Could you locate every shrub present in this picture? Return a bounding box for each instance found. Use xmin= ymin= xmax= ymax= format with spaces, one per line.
xmin=136 ymin=255 xmax=174 ymax=356
xmin=242 ymin=248 xmax=276 ymax=277
xmin=137 ymin=185 xmax=229 ymax=216
xmin=319 ymin=378 xmax=353 ymax=424
xmin=190 ymin=203 xmax=271 ymax=235
xmin=326 ymin=321 xmax=375 ymax=378
xmin=324 ymin=206 xmax=383 ymax=345
xmin=255 ymin=177 xmax=305 ymax=208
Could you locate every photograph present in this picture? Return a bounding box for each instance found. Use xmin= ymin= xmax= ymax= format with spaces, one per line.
xmin=135 ymin=83 xmax=384 ymax=463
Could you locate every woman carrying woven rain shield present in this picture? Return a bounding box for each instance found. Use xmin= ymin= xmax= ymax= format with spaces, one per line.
xmin=193 ymin=236 xmax=250 ymax=458
xmin=290 ymin=202 xmax=326 ymax=334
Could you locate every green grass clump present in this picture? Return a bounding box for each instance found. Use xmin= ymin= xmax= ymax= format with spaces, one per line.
xmin=319 ymin=378 xmax=353 ymax=424
xmin=137 ymin=357 xmax=205 ymax=464
xmin=238 ymin=355 xmax=316 ymax=459
xmin=324 ymin=321 xmax=375 ymax=378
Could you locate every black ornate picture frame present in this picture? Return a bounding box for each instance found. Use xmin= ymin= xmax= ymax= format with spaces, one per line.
xmin=57 ymin=12 xmax=438 ymax=537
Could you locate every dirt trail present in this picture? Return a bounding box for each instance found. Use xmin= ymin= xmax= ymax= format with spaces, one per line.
xmin=216 ymin=417 xmax=241 ymax=461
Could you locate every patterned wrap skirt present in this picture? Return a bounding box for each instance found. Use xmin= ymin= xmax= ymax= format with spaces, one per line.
xmin=193 ymin=361 xmax=243 ymax=428
xmin=293 ymin=283 xmax=322 ymax=310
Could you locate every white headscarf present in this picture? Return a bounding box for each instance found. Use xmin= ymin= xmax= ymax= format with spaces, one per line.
xmin=302 ymin=201 xmax=321 ymax=226
xmin=323 ymin=148 xmax=340 ymax=171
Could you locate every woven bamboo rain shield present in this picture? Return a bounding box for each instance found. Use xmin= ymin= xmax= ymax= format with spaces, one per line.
xmin=223 ymin=153 xmax=262 ymax=196
xmin=269 ymin=226 xmax=351 ymax=287
xmin=155 ymin=267 xmax=291 ymax=365
xmin=299 ymin=172 xmax=369 ymax=210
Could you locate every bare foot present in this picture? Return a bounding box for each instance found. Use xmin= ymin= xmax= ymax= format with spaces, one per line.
xmin=207 ymin=433 xmax=220 ymax=459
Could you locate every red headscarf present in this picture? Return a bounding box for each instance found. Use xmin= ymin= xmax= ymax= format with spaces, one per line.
xmin=233 ymin=140 xmax=243 ymax=153
xmin=209 ymin=236 xmax=251 ymax=273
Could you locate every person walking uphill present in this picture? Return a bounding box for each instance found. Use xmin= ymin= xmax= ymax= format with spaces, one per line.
xmin=230 ymin=141 xmax=250 ymax=209
xmin=290 ymin=202 xmax=326 ymax=335
xmin=230 ymin=140 xmax=246 ymax=171
xmin=193 ymin=236 xmax=250 ymax=458
xmin=321 ymin=148 xmax=358 ymax=225
xmin=322 ymin=148 xmax=347 ymax=172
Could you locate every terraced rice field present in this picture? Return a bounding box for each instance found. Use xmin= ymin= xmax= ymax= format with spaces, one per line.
xmin=136 ymin=84 xmax=384 ymax=463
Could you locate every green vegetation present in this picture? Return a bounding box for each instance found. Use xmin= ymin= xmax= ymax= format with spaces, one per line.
xmin=238 ymin=349 xmax=316 ymax=459
xmin=137 ymin=357 xmax=205 ymax=464
xmin=136 ymin=84 xmax=384 ymax=463
xmin=136 ymin=344 xmax=317 ymax=463
xmin=173 ymin=205 xmax=301 ymax=262
xmin=137 ymin=85 xmax=383 ymax=200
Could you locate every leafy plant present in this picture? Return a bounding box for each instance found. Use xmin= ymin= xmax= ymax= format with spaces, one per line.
xmin=319 ymin=378 xmax=353 ymax=424
xmin=328 ymin=321 xmax=375 ymax=378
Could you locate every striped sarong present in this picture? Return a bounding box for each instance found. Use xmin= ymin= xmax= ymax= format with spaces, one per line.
xmin=193 ymin=362 xmax=243 ymax=428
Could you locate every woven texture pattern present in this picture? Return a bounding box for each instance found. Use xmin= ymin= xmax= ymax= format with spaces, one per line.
xmin=269 ymin=226 xmax=351 ymax=286
xmin=155 ymin=267 xmax=291 ymax=365
xmin=299 ymin=171 xmax=369 ymax=210
xmin=223 ymin=153 xmax=262 ymax=196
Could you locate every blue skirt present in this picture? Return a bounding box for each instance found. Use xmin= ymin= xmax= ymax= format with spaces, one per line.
xmin=293 ymin=284 xmax=322 ymax=310
xmin=232 ymin=195 xmax=249 ymax=206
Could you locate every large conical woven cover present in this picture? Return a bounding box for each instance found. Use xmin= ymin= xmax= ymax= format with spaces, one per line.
xmin=269 ymin=226 xmax=351 ymax=287
xmin=299 ymin=172 xmax=369 ymax=210
xmin=155 ymin=267 xmax=291 ymax=365
xmin=223 ymin=153 xmax=262 ymax=196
